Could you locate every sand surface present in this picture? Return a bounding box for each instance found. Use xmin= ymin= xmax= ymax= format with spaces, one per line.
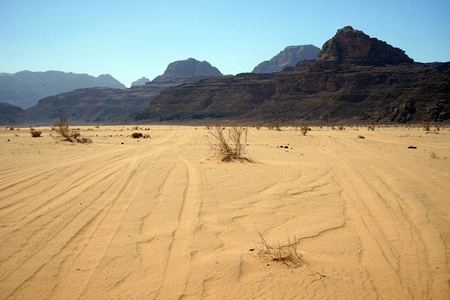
xmin=0 ymin=125 xmax=449 ymax=299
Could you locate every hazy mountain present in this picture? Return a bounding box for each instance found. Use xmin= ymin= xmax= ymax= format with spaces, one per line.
xmin=131 ymin=26 xmax=449 ymax=124
xmin=0 ymin=71 xmax=126 ymax=108
xmin=131 ymin=77 xmax=150 ymax=86
xmin=252 ymin=45 xmax=320 ymax=73
xmin=5 ymin=59 xmax=223 ymax=125
xmin=152 ymin=58 xmax=222 ymax=82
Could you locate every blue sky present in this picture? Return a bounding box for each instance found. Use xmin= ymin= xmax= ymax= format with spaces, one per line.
xmin=1 ymin=0 xmax=449 ymax=87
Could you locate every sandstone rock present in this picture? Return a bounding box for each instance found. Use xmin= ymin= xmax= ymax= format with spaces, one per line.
xmin=317 ymin=26 xmax=414 ymax=65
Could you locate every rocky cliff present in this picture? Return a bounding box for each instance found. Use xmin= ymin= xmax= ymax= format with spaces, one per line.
xmin=252 ymin=45 xmax=320 ymax=73
xmin=132 ymin=27 xmax=449 ymax=124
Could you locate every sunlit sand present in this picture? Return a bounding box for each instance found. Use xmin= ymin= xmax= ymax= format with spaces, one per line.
xmin=1 ymin=125 xmax=449 ymax=299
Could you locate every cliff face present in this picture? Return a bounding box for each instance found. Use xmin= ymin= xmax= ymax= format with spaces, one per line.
xmin=132 ymin=27 xmax=449 ymax=124
xmin=252 ymin=45 xmax=320 ymax=73
xmin=317 ymin=26 xmax=414 ymax=65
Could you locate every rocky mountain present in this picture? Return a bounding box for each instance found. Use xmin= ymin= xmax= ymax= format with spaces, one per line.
xmin=131 ymin=26 xmax=449 ymax=124
xmin=0 ymin=102 xmax=24 ymax=125
xmin=2 ymin=59 xmax=223 ymax=125
xmin=131 ymin=77 xmax=150 ymax=86
xmin=0 ymin=71 xmax=126 ymax=109
xmin=152 ymin=58 xmax=222 ymax=82
xmin=252 ymin=45 xmax=320 ymax=73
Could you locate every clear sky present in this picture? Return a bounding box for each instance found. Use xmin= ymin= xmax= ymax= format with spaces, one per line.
xmin=1 ymin=0 xmax=449 ymax=87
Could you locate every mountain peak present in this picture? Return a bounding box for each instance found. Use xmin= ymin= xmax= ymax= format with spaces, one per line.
xmin=152 ymin=58 xmax=222 ymax=82
xmin=252 ymin=44 xmax=320 ymax=73
xmin=317 ymin=26 xmax=414 ymax=65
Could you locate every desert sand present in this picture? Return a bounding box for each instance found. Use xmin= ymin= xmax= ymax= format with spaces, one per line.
xmin=0 ymin=124 xmax=449 ymax=299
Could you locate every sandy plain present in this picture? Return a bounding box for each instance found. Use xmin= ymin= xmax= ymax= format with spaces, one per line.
xmin=0 ymin=124 xmax=449 ymax=299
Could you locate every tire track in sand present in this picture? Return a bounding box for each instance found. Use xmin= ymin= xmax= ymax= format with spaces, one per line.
xmin=156 ymin=144 xmax=202 ymax=299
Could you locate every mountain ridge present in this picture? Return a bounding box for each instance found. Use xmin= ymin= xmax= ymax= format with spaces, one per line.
xmin=252 ymin=44 xmax=320 ymax=73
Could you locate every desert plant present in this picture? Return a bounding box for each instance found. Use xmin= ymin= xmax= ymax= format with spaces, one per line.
xmin=256 ymin=233 xmax=326 ymax=280
xmin=367 ymin=125 xmax=375 ymax=131
xmin=337 ymin=125 xmax=344 ymax=130
xmin=209 ymin=123 xmax=250 ymax=161
xmin=300 ymin=123 xmax=308 ymax=136
xmin=131 ymin=132 xmax=143 ymax=138
xmin=268 ymin=120 xmax=281 ymax=131
xmin=423 ymin=123 xmax=431 ymax=131
xmin=51 ymin=115 xmax=91 ymax=143
xmin=30 ymin=130 xmax=42 ymax=137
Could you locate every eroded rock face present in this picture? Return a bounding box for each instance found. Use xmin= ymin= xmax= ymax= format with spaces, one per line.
xmin=317 ymin=26 xmax=414 ymax=65
xmin=131 ymin=27 xmax=448 ymax=124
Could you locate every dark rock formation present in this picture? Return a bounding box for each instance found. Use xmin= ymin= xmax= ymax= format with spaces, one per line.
xmin=317 ymin=26 xmax=414 ymax=66
xmin=131 ymin=77 xmax=150 ymax=86
xmin=0 ymin=102 xmax=24 ymax=124
xmin=131 ymin=27 xmax=449 ymax=124
xmin=0 ymin=71 xmax=126 ymax=108
xmin=252 ymin=45 xmax=320 ymax=73
xmin=152 ymin=58 xmax=222 ymax=82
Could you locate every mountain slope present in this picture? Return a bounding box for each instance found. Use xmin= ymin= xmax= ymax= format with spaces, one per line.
xmin=0 ymin=71 xmax=126 ymax=108
xmin=14 ymin=58 xmax=223 ymax=125
xmin=252 ymin=44 xmax=320 ymax=73
xmin=132 ymin=26 xmax=449 ymax=124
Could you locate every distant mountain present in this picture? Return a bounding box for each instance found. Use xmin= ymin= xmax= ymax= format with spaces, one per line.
xmin=131 ymin=77 xmax=150 ymax=86
xmin=0 ymin=102 xmax=24 ymax=125
xmin=0 ymin=71 xmax=126 ymax=109
xmin=152 ymin=58 xmax=222 ymax=82
xmin=252 ymin=45 xmax=320 ymax=73
xmin=3 ymin=59 xmax=223 ymax=125
xmin=131 ymin=26 xmax=449 ymax=124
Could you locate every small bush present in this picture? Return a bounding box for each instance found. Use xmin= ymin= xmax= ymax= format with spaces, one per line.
xmin=367 ymin=125 xmax=375 ymax=131
xmin=423 ymin=124 xmax=430 ymax=131
xmin=337 ymin=126 xmax=344 ymax=131
xmin=51 ymin=115 xmax=91 ymax=143
xmin=300 ymin=123 xmax=308 ymax=136
xmin=268 ymin=120 xmax=281 ymax=131
xmin=30 ymin=130 xmax=42 ymax=137
xmin=131 ymin=132 xmax=143 ymax=138
xmin=209 ymin=123 xmax=250 ymax=162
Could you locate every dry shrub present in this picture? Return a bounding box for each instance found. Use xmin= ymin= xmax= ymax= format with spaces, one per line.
xmin=256 ymin=233 xmax=306 ymax=268
xmin=337 ymin=125 xmax=344 ymax=130
xmin=209 ymin=123 xmax=250 ymax=162
xmin=268 ymin=120 xmax=281 ymax=131
xmin=300 ymin=123 xmax=309 ymax=136
xmin=256 ymin=233 xmax=326 ymax=280
xmin=367 ymin=125 xmax=375 ymax=131
xmin=30 ymin=130 xmax=42 ymax=137
xmin=423 ymin=123 xmax=431 ymax=131
xmin=51 ymin=115 xmax=92 ymax=143
xmin=132 ymin=126 xmax=139 ymax=130
xmin=131 ymin=132 xmax=143 ymax=138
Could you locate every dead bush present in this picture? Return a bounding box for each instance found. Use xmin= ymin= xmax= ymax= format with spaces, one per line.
xmin=256 ymin=233 xmax=326 ymax=280
xmin=131 ymin=132 xmax=143 ymax=138
xmin=51 ymin=115 xmax=92 ymax=143
xmin=209 ymin=123 xmax=250 ymax=162
xmin=30 ymin=130 xmax=42 ymax=137
xmin=300 ymin=123 xmax=309 ymax=136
